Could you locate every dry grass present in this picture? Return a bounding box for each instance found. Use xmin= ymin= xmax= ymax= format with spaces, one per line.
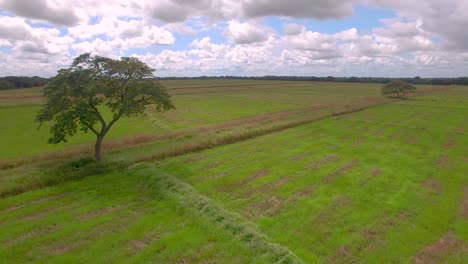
xmin=79 ymin=205 xmax=125 ymax=221
xmin=308 ymin=155 xmax=340 ymax=169
xmin=128 ymin=230 xmax=164 ymax=255
xmin=247 ymin=196 xmax=285 ymax=218
xmin=412 ymin=232 xmax=468 ymax=264
xmin=219 ymin=169 xmax=269 ymax=192
xmin=436 ymin=154 xmax=453 ymax=169
xmin=321 ymin=160 xmax=359 ymax=184
xmin=327 ymin=245 xmax=355 ymax=264
xmin=421 ymin=178 xmax=443 ymax=194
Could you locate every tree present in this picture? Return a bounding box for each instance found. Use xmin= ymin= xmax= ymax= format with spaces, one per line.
xmin=36 ymin=53 xmax=175 ymax=162
xmin=381 ymin=80 xmax=416 ymax=97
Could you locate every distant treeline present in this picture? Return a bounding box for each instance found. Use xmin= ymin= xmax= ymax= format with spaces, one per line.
xmin=1 ymin=75 xmax=468 ymax=90
xmin=0 ymin=76 xmax=49 ymax=90
xmin=156 ymin=76 xmax=468 ymax=86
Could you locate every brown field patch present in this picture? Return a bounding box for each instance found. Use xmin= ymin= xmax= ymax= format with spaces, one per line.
xmin=4 ymin=224 xmax=59 ymax=247
xmin=51 ymin=241 xmax=82 ymax=255
xmin=79 ymin=205 xmax=125 ymax=221
xmin=322 ymin=160 xmax=359 ymax=184
xmin=329 ymin=211 xmax=413 ymax=261
xmin=287 ymin=152 xmax=312 ymax=161
xmin=247 ymin=183 xmax=316 ymax=218
xmin=204 ymin=172 xmax=226 ymax=181
xmin=129 ymin=230 xmax=165 ymax=255
xmin=246 ymin=196 xmax=285 ymax=218
xmin=443 ymin=138 xmax=456 ymax=150
xmin=219 ymin=169 xmax=269 ymax=192
xmin=436 ymin=154 xmax=453 ymax=169
xmin=412 ymin=232 xmax=468 ymax=264
xmin=308 ymin=154 xmax=339 ymax=170
xmin=421 ymin=178 xmax=443 ymax=194
xmin=201 ymin=161 xmax=221 ymax=170
xmin=23 ymin=209 xmax=55 ymax=221
xmin=370 ymin=167 xmax=381 ymax=177
xmin=252 ymin=176 xmax=291 ymax=194
xmin=327 ymin=245 xmax=356 ymax=264
xmin=360 ymin=167 xmax=381 ymax=187
xmin=294 ymin=185 xmax=315 ymax=198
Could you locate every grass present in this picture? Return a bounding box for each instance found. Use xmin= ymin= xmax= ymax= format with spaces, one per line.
xmin=0 ymin=80 xmax=466 ymax=263
xmin=0 ymin=80 xmax=413 ymax=160
xmin=0 ymin=167 xmax=272 ymax=263
xmin=153 ymin=87 xmax=468 ymax=262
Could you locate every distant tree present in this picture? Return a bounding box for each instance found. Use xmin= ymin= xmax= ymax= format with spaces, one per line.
xmin=0 ymin=79 xmax=14 ymax=90
xmin=36 ymin=53 xmax=175 ymax=162
xmin=381 ymin=80 xmax=416 ymax=97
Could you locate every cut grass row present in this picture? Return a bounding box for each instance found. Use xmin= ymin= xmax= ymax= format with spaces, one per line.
xmin=0 ymin=166 xmax=280 ymax=264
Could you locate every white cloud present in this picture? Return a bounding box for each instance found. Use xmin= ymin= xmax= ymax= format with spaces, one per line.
xmin=283 ymin=23 xmax=306 ymax=35
xmin=0 ymin=0 xmax=467 ymax=77
xmin=0 ymin=0 xmax=83 ymax=26
xmin=224 ymin=20 xmax=274 ymax=44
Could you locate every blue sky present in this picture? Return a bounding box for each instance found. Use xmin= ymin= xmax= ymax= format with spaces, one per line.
xmin=0 ymin=0 xmax=467 ymax=77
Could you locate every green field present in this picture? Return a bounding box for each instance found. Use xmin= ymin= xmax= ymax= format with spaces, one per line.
xmin=0 ymin=80 xmax=467 ymax=263
xmin=0 ymin=80 xmax=391 ymax=160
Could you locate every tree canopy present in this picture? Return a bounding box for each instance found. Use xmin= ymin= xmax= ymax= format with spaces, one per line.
xmin=36 ymin=53 xmax=175 ymax=161
xmin=381 ymin=80 xmax=417 ymax=97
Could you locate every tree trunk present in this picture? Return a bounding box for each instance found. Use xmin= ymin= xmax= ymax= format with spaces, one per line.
xmin=95 ymin=135 xmax=104 ymax=162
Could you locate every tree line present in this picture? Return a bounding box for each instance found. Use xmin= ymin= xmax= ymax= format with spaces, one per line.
xmin=2 ymin=75 xmax=468 ymax=91
xmin=156 ymin=75 xmax=468 ymax=86
xmin=0 ymin=76 xmax=49 ymax=90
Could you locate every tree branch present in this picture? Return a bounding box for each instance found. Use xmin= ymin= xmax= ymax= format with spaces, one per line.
xmin=89 ymin=97 xmax=107 ymax=129
xmin=84 ymin=123 xmax=99 ymax=136
xmin=107 ymin=106 xmax=127 ymax=132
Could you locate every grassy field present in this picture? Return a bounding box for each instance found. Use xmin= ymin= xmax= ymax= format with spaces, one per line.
xmin=0 ymin=80 xmax=466 ymax=263
xmin=0 ymin=80 xmax=404 ymax=160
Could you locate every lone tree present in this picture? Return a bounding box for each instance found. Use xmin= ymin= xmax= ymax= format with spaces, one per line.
xmin=382 ymin=80 xmax=416 ymax=97
xmin=36 ymin=53 xmax=175 ymax=162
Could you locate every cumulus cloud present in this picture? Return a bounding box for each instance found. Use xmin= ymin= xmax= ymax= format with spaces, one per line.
xmin=0 ymin=16 xmax=73 ymax=56
xmin=224 ymin=20 xmax=274 ymax=44
xmin=241 ymin=0 xmax=357 ymax=19
xmin=283 ymin=23 xmax=306 ymax=35
xmin=0 ymin=0 xmax=467 ymax=77
xmin=143 ymin=0 xmax=231 ymax=23
xmin=0 ymin=0 xmax=83 ymax=26
xmin=370 ymin=0 xmax=468 ymax=50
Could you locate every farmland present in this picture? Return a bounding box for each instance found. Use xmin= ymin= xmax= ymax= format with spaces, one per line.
xmin=0 ymin=80 xmax=467 ymax=263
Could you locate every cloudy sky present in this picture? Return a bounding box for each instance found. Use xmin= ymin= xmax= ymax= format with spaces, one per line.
xmin=0 ymin=0 xmax=467 ymax=77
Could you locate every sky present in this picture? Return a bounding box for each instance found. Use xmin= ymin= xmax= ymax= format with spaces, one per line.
xmin=0 ymin=0 xmax=467 ymax=77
